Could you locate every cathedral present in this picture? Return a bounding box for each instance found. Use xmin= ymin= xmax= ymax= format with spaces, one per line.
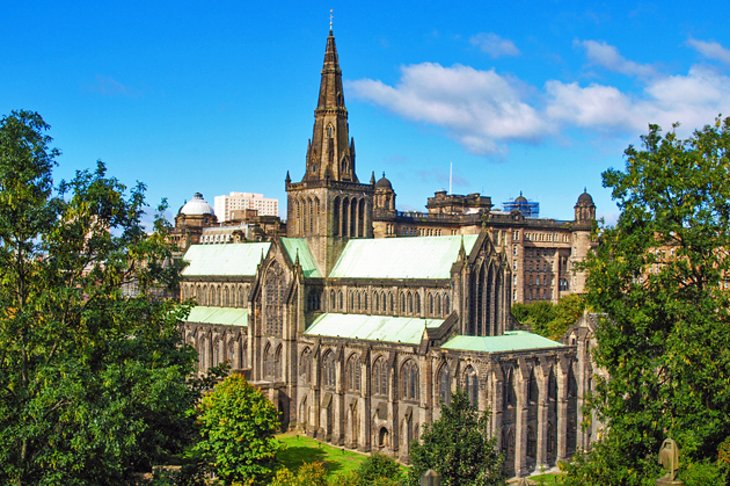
xmin=177 ymin=27 xmax=597 ymax=478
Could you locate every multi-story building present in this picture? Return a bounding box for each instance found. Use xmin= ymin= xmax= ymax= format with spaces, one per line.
xmin=176 ymin=27 xmax=598 ymax=478
xmin=214 ymin=192 xmax=279 ymax=222
xmin=372 ymin=181 xmax=595 ymax=304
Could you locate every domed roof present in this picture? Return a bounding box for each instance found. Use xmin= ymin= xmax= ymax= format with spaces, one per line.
xmin=375 ymin=172 xmax=393 ymax=191
xmin=179 ymin=192 xmax=215 ymax=216
xmin=514 ymin=191 xmax=528 ymax=203
xmin=576 ymin=188 xmax=594 ymax=206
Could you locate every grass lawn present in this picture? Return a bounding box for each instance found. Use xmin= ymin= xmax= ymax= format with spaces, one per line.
xmin=528 ymin=472 xmax=564 ymax=485
xmin=276 ymin=432 xmax=368 ymax=478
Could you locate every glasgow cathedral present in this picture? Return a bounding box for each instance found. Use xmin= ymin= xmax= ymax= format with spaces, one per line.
xmin=172 ymin=26 xmax=599 ymax=478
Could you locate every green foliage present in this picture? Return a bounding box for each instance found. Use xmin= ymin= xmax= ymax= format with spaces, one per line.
xmin=192 ymin=374 xmax=282 ymax=483
xmin=330 ymin=470 xmax=362 ymax=486
xmin=559 ymin=434 xmax=660 ymax=486
xmin=568 ymin=117 xmax=730 ymax=483
xmin=0 ymin=111 xmax=197 ymax=484
xmin=679 ymin=460 xmax=728 ymax=486
xmin=357 ymin=453 xmax=403 ymax=484
xmin=409 ymin=391 xmax=504 ymax=485
xmin=272 ymin=462 xmax=328 ymax=486
xmin=512 ymin=294 xmax=585 ymax=340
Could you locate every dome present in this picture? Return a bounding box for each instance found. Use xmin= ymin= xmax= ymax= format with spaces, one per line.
xmin=514 ymin=191 xmax=528 ymax=203
xmin=375 ymin=172 xmax=393 ymax=191
xmin=179 ymin=192 xmax=215 ymax=216
xmin=576 ymin=188 xmax=594 ymax=206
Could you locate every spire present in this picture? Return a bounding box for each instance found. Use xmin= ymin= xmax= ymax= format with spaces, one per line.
xmin=317 ymin=30 xmax=344 ymax=111
xmin=370 ymin=171 xmax=376 ymax=185
xmin=302 ymin=23 xmax=357 ymax=183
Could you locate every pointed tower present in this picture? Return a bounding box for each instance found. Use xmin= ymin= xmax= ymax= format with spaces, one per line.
xmin=286 ymin=25 xmax=374 ymax=274
xmin=303 ymin=30 xmax=357 ymax=182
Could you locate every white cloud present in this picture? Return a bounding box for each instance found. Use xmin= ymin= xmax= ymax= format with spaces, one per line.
xmin=348 ymin=63 xmax=546 ymax=154
xmin=687 ymin=38 xmax=730 ymax=65
xmin=545 ymin=81 xmax=638 ymax=129
xmin=470 ymin=33 xmax=520 ymax=58
xmin=349 ymin=48 xmax=730 ymax=154
xmin=577 ymin=40 xmax=655 ymax=78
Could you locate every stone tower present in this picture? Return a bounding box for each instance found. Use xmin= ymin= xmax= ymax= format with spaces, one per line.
xmin=286 ymin=27 xmax=374 ymax=274
xmin=570 ymin=189 xmax=596 ymax=293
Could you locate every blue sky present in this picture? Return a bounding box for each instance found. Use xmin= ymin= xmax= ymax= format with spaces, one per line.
xmin=3 ymin=1 xmax=729 ymax=224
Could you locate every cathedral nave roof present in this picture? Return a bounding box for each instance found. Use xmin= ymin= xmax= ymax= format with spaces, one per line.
xmin=182 ymin=242 xmax=271 ymax=277
xmin=441 ymin=331 xmax=564 ymax=354
xmin=304 ymin=312 xmax=444 ymax=345
xmin=329 ymin=234 xmax=479 ymax=280
xmin=185 ymin=305 xmax=248 ymax=327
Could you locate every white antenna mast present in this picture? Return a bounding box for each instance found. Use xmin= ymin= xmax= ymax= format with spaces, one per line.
xmin=449 ymin=161 xmax=453 ymax=194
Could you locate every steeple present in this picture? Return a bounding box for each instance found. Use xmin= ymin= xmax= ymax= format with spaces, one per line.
xmin=303 ymin=26 xmax=357 ymax=183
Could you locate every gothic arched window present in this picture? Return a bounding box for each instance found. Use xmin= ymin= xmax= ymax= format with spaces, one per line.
xmin=264 ymin=262 xmax=286 ymax=336
xmin=401 ymin=360 xmax=420 ymax=401
xmin=263 ymin=344 xmax=274 ymax=380
xmin=373 ymin=357 xmax=388 ymax=397
xmin=322 ymin=351 xmax=336 ymax=390
xmin=503 ymin=366 xmax=516 ymax=409
xmin=299 ymin=348 xmax=312 ymax=384
xmin=346 ymin=354 xmax=361 ymax=392
xmin=438 ymin=364 xmax=451 ymax=405
xmin=465 ymin=366 xmax=479 ymax=408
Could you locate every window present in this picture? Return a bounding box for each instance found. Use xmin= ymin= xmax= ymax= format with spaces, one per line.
xmin=438 ymin=364 xmax=451 ymax=405
xmin=465 ymin=366 xmax=479 ymax=408
xmin=322 ymin=351 xmax=336 ymax=389
xmin=346 ymin=354 xmax=361 ymax=392
xmin=299 ymin=348 xmax=312 ymax=384
xmin=373 ymin=357 xmax=388 ymax=396
xmin=401 ymin=360 xmax=420 ymax=401
xmin=264 ymin=262 xmax=285 ymax=336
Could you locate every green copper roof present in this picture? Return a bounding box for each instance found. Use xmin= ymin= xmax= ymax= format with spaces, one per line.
xmin=182 ymin=242 xmax=270 ymax=277
xmin=185 ymin=306 xmax=248 ymax=327
xmin=304 ymin=313 xmax=444 ymax=344
xmin=441 ymin=331 xmax=563 ymax=353
xmin=281 ymin=238 xmax=322 ymax=278
xmin=329 ymin=235 xmax=479 ymax=280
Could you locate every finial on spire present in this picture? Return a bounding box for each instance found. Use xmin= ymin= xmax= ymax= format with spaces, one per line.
xmin=584 ymin=186 xmax=587 ymax=193
xmin=329 ymin=9 xmax=334 ymax=33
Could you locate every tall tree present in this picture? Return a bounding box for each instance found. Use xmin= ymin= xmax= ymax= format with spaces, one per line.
xmin=0 ymin=110 xmax=196 ymax=483
xmin=565 ymin=118 xmax=730 ymax=484
xmin=408 ymin=391 xmax=504 ymax=485
xmin=192 ymin=374 xmax=282 ymax=483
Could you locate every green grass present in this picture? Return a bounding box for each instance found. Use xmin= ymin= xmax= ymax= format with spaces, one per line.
xmin=276 ymin=432 xmax=368 ymax=478
xmin=529 ymin=472 xmax=564 ymax=485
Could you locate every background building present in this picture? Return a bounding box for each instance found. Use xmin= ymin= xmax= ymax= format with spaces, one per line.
xmin=503 ymin=192 xmax=540 ymax=218
xmin=214 ymin=192 xmax=279 ymax=222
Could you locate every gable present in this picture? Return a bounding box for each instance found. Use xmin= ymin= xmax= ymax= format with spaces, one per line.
xmin=329 ymin=235 xmax=479 ymax=280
